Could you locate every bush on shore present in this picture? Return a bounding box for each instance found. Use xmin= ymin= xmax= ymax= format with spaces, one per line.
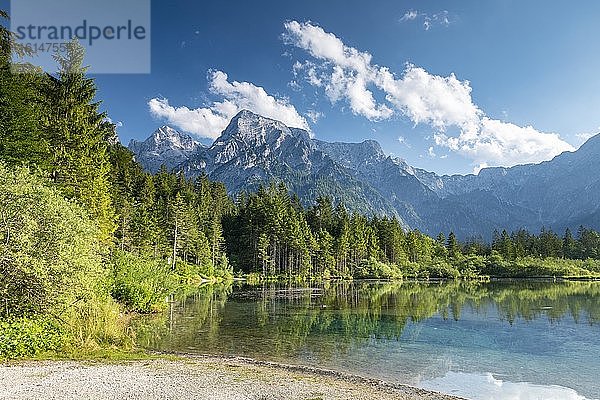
xmin=110 ymin=251 xmax=177 ymax=313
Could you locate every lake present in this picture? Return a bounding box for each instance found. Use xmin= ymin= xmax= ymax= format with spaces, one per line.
xmin=134 ymin=281 xmax=600 ymax=400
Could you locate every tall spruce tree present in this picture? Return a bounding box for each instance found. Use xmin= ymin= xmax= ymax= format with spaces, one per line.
xmin=41 ymin=40 xmax=115 ymax=241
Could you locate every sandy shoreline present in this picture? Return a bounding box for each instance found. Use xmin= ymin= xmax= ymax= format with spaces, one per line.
xmin=0 ymin=354 xmax=465 ymax=400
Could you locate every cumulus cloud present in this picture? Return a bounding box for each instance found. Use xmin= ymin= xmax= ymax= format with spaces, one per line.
xmin=378 ymin=65 xmax=481 ymax=133
xmin=284 ymin=21 xmax=393 ymax=120
xmin=148 ymin=98 xmax=230 ymax=140
xmin=284 ymin=21 xmax=575 ymax=168
xmin=149 ymin=70 xmax=309 ymax=140
xmin=435 ymin=118 xmax=574 ymax=171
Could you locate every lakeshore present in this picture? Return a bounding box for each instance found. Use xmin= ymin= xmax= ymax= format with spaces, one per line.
xmin=0 ymin=355 xmax=463 ymax=400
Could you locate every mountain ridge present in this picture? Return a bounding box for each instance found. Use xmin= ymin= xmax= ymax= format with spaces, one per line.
xmin=130 ymin=110 xmax=600 ymax=239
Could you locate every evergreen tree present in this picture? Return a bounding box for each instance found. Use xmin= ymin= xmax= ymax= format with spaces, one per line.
xmin=563 ymin=228 xmax=577 ymax=259
xmin=41 ymin=40 xmax=115 ymax=240
xmin=446 ymin=232 xmax=461 ymax=260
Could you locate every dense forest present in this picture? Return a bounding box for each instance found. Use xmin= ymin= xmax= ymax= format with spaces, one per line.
xmin=225 ymin=186 xmax=600 ymax=280
xmin=1 ymin=10 xmax=600 ymax=358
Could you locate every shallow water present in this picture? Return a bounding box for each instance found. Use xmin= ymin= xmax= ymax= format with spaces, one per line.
xmin=134 ymin=281 xmax=600 ymax=400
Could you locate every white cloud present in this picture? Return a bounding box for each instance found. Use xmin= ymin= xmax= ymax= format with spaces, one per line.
xmin=397 ymin=135 xmax=412 ymax=149
xmin=472 ymin=162 xmax=489 ymax=174
xmin=306 ymin=110 xmax=323 ymax=123
xmin=428 ymin=146 xmax=436 ymax=158
xmin=149 ymin=70 xmax=309 ymax=139
xmin=400 ymin=10 xmax=418 ymax=21
xmin=576 ymin=131 xmax=598 ymax=143
xmin=104 ymin=117 xmax=123 ymax=128
xmin=435 ymin=118 xmax=574 ymax=168
xmin=148 ymin=97 xmax=230 ymax=140
xmin=209 ymin=71 xmax=309 ymax=129
xmin=283 ymin=21 xmax=393 ymax=120
xmin=284 ymin=21 xmax=575 ymax=168
xmin=288 ymin=79 xmax=302 ymax=91
xmin=378 ymin=65 xmax=481 ymax=133
xmin=433 ymin=11 xmax=451 ymax=27
xmin=399 ymin=10 xmax=454 ymax=30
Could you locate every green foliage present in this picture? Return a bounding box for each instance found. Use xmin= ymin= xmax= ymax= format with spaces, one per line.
xmin=484 ymin=256 xmax=600 ymax=278
xmin=63 ymin=296 xmax=134 ymax=351
xmin=110 ymin=251 xmax=176 ymax=313
xmin=0 ymin=164 xmax=104 ymax=318
xmin=0 ymin=318 xmax=63 ymax=358
xmin=0 ymin=12 xmax=47 ymax=167
xmin=355 ymin=257 xmax=401 ymax=279
xmin=224 ymin=183 xmax=600 ymax=280
xmin=108 ymin=147 xmax=233 ymax=280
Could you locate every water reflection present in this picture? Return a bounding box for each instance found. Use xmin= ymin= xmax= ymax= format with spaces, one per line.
xmin=421 ymin=372 xmax=591 ymax=400
xmin=133 ymin=281 xmax=600 ymax=399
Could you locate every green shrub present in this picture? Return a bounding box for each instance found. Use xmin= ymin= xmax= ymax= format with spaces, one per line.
xmin=458 ymin=255 xmax=486 ymax=278
xmin=0 ymin=164 xmax=104 ymax=319
xmin=110 ymin=251 xmax=176 ymax=313
xmin=356 ymin=257 xmax=402 ymax=279
xmin=64 ymin=297 xmax=134 ymax=351
xmin=0 ymin=318 xmax=64 ymax=358
xmin=424 ymin=260 xmax=461 ymax=279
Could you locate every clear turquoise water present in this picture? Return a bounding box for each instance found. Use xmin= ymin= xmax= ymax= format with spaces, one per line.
xmin=135 ymin=281 xmax=600 ymax=400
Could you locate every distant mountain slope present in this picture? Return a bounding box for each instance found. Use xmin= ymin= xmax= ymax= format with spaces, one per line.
xmin=129 ymin=126 xmax=202 ymax=172
xmin=129 ymin=110 xmax=600 ymax=239
xmin=437 ymin=135 xmax=600 ymax=234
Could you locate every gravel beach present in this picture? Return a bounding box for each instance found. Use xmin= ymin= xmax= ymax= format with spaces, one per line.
xmin=0 ymin=355 xmax=464 ymax=400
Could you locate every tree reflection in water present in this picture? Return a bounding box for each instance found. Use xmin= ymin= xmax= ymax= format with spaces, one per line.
xmin=133 ymin=280 xmax=600 ymax=359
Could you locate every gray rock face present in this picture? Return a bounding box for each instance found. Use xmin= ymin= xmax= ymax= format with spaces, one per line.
xmin=128 ymin=126 xmax=202 ymax=173
xmin=129 ymin=110 xmax=600 ymax=239
xmin=154 ymin=110 xmax=404 ymax=224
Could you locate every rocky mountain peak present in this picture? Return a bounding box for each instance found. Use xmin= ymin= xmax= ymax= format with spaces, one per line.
xmin=151 ymin=126 xmax=199 ymax=151
xmin=217 ymin=110 xmax=291 ymax=145
xmin=128 ymin=126 xmax=202 ymax=173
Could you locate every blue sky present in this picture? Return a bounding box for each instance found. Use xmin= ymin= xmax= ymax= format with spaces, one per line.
xmin=6 ymin=0 xmax=600 ymax=175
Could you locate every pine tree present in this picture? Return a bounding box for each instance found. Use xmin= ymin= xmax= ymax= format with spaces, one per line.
xmin=446 ymin=232 xmax=461 ymax=260
xmin=497 ymin=230 xmax=514 ymax=259
xmin=563 ymin=228 xmax=577 ymax=259
xmin=41 ymin=40 xmax=115 ymax=241
xmin=0 ymin=11 xmax=49 ymax=168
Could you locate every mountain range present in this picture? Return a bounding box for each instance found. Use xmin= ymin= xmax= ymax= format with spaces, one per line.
xmin=129 ymin=110 xmax=600 ymax=239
